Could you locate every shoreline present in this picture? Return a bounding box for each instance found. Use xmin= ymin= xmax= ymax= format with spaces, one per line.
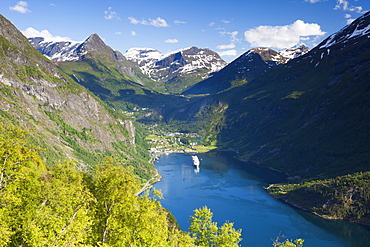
xmin=147 ymin=149 xmax=370 ymax=229
xmin=268 ymin=194 xmax=370 ymax=227
xmin=138 ymin=149 xmax=199 ymax=196
xmin=136 ymin=170 xmax=162 ymax=196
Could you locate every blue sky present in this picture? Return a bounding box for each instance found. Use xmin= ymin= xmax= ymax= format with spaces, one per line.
xmin=1 ymin=0 xmax=369 ymax=62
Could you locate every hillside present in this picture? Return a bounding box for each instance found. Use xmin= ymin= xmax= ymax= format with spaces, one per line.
xmin=201 ymin=11 xmax=370 ymax=180
xmin=183 ymin=44 xmax=309 ymax=95
xmin=267 ymin=172 xmax=370 ymax=226
xmin=0 ymin=15 xmax=154 ymax=180
xmin=29 ymin=34 xmax=227 ymax=94
xmin=162 ymin=12 xmax=370 ymax=182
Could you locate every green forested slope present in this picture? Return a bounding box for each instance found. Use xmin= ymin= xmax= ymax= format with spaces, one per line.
xmin=0 ymin=124 xmax=246 ymax=246
xmin=198 ymin=16 xmax=370 ymax=180
xmin=0 ymin=15 xmax=153 ymax=180
xmin=267 ymin=172 xmax=370 ymax=226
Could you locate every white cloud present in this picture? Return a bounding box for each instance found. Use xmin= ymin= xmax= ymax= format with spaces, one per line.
xmin=22 ymin=27 xmax=74 ymax=42
xmin=115 ymin=32 xmax=122 ymax=35
xmin=346 ymin=18 xmax=356 ymax=24
xmin=165 ymin=39 xmax=179 ymax=43
xmin=174 ymin=20 xmax=186 ymax=24
xmin=131 ymin=31 xmax=137 ymax=36
xmin=128 ymin=17 xmax=142 ymax=25
xmin=334 ymin=0 xmax=365 ymax=13
xmin=208 ymin=22 xmax=215 ymax=27
xmin=217 ymin=44 xmax=236 ymax=49
xmin=128 ymin=17 xmax=169 ymax=27
xmin=344 ymin=13 xmax=356 ymax=24
xmin=222 ymin=20 xmax=231 ymax=24
xmin=218 ymin=50 xmax=237 ymax=56
xmin=104 ymin=7 xmax=121 ymax=20
xmin=9 ymin=1 xmax=31 ymax=14
xmin=304 ymin=0 xmax=322 ymax=3
xmin=151 ymin=17 xmax=170 ymax=27
xmin=217 ymin=31 xmax=240 ymax=50
xmin=244 ymin=20 xmax=326 ymax=49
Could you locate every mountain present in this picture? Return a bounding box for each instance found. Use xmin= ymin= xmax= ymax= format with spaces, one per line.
xmin=189 ymin=11 xmax=370 ymax=180
xmin=183 ymin=44 xmax=310 ymax=95
xmin=28 ymin=36 xmax=81 ymax=62
xmin=123 ymin=46 xmax=227 ymax=93
xmin=278 ymin=43 xmax=310 ymax=60
xmin=29 ymin=35 xmax=227 ymax=94
xmin=29 ymin=33 xmax=149 ymax=83
xmin=0 ymin=15 xmax=154 ymax=180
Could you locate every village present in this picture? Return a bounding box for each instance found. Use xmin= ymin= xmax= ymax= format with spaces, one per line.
xmin=145 ymin=131 xmax=216 ymax=161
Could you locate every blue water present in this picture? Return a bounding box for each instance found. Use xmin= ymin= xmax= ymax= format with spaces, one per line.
xmin=153 ymin=152 xmax=370 ymax=247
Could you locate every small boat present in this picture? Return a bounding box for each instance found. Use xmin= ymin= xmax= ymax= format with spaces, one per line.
xmin=192 ymin=155 xmax=200 ymax=167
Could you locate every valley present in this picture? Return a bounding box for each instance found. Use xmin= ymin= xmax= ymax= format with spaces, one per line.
xmin=0 ymin=8 xmax=370 ymax=246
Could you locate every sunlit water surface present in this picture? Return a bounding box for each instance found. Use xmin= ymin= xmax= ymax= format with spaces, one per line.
xmin=153 ymin=152 xmax=370 ymax=247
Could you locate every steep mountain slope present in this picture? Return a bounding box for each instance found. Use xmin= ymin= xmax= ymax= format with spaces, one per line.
xmin=183 ymin=44 xmax=310 ymax=95
xmin=0 ymin=15 xmax=154 ymax=180
xmin=123 ymin=46 xmax=227 ymax=93
xmin=30 ymin=35 xmax=227 ymax=94
xmin=28 ymin=36 xmax=81 ymax=62
xmin=208 ymin=11 xmax=370 ymax=179
xmin=29 ymin=33 xmax=152 ymax=85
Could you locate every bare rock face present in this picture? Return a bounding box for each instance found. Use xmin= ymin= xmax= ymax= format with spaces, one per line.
xmin=0 ymin=15 xmax=147 ymax=169
xmin=120 ymin=119 xmax=136 ymax=145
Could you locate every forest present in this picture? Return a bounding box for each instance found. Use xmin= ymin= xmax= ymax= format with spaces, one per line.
xmin=267 ymin=173 xmax=370 ymax=226
xmin=0 ymin=123 xmax=307 ymax=246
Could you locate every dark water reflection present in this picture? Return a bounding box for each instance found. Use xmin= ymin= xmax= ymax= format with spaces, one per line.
xmin=153 ymin=152 xmax=370 ymax=247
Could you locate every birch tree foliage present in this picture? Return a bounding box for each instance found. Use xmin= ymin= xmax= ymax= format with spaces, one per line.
xmin=188 ymin=206 xmax=242 ymax=247
xmin=26 ymin=161 xmax=94 ymax=246
xmin=90 ymin=157 xmax=195 ymax=246
xmin=0 ymin=124 xmax=46 ymax=246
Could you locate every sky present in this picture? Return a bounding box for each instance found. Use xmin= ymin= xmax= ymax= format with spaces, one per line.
xmin=1 ymin=0 xmax=369 ymax=62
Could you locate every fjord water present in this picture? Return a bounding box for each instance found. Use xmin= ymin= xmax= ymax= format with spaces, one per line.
xmin=153 ymin=152 xmax=370 ymax=247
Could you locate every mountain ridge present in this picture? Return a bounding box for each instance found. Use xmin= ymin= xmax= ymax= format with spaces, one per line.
xmin=183 ymin=44 xmax=310 ymax=95
xmin=0 ymin=14 xmax=154 ymax=180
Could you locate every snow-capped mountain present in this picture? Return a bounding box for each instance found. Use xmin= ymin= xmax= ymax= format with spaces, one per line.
xmin=319 ymin=11 xmax=370 ymax=49
xmin=183 ymin=44 xmax=310 ymax=95
xmin=28 ymin=36 xmax=82 ymax=62
xmin=278 ymin=43 xmax=310 ymax=60
xmin=123 ymin=46 xmax=227 ymax=82
xmin=29 ymin=33 xmax=126 ymax=64
xmin=241 ymin=44 xmax=310 ymax=66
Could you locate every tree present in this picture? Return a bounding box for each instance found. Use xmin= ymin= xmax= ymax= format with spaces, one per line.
xmin=272 ymin=234 xmax=304 ymax=247
xmin=0 ymin=124 xmax=94 ymax=246
xmin=25 ymin=161 xmax=94 ymax=246
xmin=188 ymin=206 xmax=242 ymax=247
xmin=0 ymin=124 xmax=46 ymax=246
xmin=90 ymin=157 xmax=199 ymax=246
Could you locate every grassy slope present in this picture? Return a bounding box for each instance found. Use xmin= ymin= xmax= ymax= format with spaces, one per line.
xmin=267 ymin=172 xmax=370 ymax=226
xmin=212 ymin=34 xmax=370 ymax=180
xmin=0 ymin=15 xmax=154 ymax=181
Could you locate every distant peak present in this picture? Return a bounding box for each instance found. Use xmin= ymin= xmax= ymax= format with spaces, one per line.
xmin=85 ymin=33 xmax=103 ymax=43
xmin=292 ymin=43 xmax=309 ymax=49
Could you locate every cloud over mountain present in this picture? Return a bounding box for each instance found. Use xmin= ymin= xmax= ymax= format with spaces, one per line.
xmin=244 ymin=20 xmax=326 ymax=49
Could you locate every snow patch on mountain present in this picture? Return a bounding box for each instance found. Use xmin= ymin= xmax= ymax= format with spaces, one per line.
xmin=320 ymin=11 xmax=370 ymax=49
xmin=245 ymin=44 xmax=310 ymax=65
xmin=123 ymin=47 xmax=227 ymax=81
xmin=279 ymin=43 xmax=310 ymax=60
xmin=28 ymin=37 xmax=82 ymax=62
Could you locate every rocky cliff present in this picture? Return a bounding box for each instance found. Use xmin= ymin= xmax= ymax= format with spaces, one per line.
xmin=0 ymin=15 xmax=153 ymax=180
